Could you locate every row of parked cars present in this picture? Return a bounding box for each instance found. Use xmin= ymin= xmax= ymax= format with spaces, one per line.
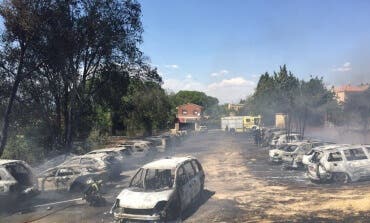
xmin=0 ymin=131 xmax=187 ymax=206
xmin=266 ymin=128 xmax=370 ymax=184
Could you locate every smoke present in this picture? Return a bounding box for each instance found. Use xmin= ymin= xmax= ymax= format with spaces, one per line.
xmin=327 ymin=41 xmax=370 ymax=86
xmin=306 ymin=126 xmax=370 ymax=144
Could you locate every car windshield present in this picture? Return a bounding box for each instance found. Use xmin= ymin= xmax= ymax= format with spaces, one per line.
xmin=130 ymin=168 xmax=175 ymax=191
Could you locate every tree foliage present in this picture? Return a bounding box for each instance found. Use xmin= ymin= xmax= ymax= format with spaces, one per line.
xmin=248 ymin=65 xmax=338 ymax=136
xmin=0 ymin=0 xmax=166 ymax=160
xmin=169 ymin=90 xmax=219 ymax=115
xmin=122 ymin=80 xmax=171 ymax=136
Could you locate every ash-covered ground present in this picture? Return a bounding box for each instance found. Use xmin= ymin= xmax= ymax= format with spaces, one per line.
xmin=3 ymin=131 xmax=370 ymax=223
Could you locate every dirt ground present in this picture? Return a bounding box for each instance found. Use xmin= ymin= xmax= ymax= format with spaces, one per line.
xmin=3 ymin=131 xmax=370 ymax=223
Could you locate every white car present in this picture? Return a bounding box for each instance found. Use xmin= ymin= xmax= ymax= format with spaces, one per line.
xmin=87 ymin=147 xmax=132 ymax=169
xmin=38 ymin=165 xmax=107 ymax=192
xmin=270 ymin=133 xmax=302 ymax=147
xmin=280 ymin=141 xmax=328 ymax=168
xmin=306 ymin=144 xmax=370 ymax=183
xmin=112 ymin=156 xmax=205 ymax=222
xmin=0 ymin=160 xmax=38 ymax=203
xmin=302 ymin=144 xmax=345 ymax=166
xmin=198 ymin=126 xmax=208 ymax=133
xmin=120 ymin=140 xmax=151 ymax=155
xmin=269 ymin=142 xmax=309 ymax=164
xmin=61 ymin=153 xmax=122 ymax=179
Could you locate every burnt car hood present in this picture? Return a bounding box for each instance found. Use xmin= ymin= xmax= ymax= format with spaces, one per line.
xmin=117 ymin=188 xmax=174 ymax=209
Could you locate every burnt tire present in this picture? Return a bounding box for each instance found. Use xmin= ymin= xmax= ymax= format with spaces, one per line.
xmin=332 ymin=172 xmax=350 ymax=184
xmin=164 ymin=197 xmax=182 ymax=222
xmin=70 ymin=181 xmax=86 ymax=192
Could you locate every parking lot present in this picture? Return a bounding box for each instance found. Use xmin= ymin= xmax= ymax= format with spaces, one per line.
xmin=3 ymin=131 xmax=370 ymax=222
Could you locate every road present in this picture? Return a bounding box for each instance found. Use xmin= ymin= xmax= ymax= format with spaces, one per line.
xmin=3 ymin=131 xmax=370 ymax=222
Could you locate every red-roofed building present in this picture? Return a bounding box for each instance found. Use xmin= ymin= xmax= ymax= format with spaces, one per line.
xmin=334 ymin=84 xmax=369 ymax=103
xmin=175 ymin=103 xmax=203 ymax=130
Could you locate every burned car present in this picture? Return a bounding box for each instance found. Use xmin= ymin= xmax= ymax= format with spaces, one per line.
xmin=38 ymin=165 xmax=107 ymax=192
xmin=61 ymin=153 xmax=122 ymax=179
xmin=119 ymin=141 xmax=150 ymax=157
xmin=280 ymin=141 xmax=328 ymax=168
xmin=269 ymin=133 xmax=302 ymax=148
xmin=112 ymin=156 xmax=205 ymax=222
xmin=87 ymin=147 xmax=132 ymax=169
xmin=301 ymin=144 xmax=345 ymax=166
xmin=269 ymin=142 xmax=306 ymax=163
xmin=0 ymin=160 xmax=38 ymax=202
xmin=306 ymin=145 xmax=370 ymax=183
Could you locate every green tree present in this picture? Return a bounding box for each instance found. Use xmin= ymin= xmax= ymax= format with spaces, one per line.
xmin=169 ymin=90 xmax=219 ymax=115
xmin=122 ymin=80 xmax=171 ymax=136
xmin=294 ymin=77 xmax=337 ymax=137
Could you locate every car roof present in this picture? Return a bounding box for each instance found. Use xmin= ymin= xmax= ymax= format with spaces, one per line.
xmin=284 ymin=141 xmax=309 ymax=146
xmin=88 ymin=147 xmax=128 ymax=153
xmin=313 ymin=144 xmax=350 ymax=152
xmin=142 ymin=157 xmax=194 ymax=169
xmin=0 ymin=159 xmax=23 ymax=166
xmin=71 ymin=153 xmax=110 ymax=159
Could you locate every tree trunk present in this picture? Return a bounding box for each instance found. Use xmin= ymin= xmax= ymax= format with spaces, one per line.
xmin=55 ymin=94 xmax=62 ymax=146
xmin=302 ymin=108 xmax=308 ymax=139
xmin=0 ymin=76 xmax=22 ymax=156
xmin=63 ymin=82 xmax=69 ymax=148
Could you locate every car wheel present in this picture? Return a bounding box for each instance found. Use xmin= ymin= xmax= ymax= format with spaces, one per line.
xmin=164 ymin=197 xmax=182 ymax=222
xmin=332 ymin=172 xmax=350 ymax=184
xmin=70 ymin=181 xmax=86 ymax=192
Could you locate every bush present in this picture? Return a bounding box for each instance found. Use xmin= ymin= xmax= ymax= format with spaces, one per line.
xmin=2 ymin=135 xmax=45 ymax=164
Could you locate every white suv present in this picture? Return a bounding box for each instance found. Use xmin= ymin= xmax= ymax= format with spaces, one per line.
xmin=112 ymin=156 xmax=205 ymax=222
xmin=306 ymin=145 xmax=370 ymax=183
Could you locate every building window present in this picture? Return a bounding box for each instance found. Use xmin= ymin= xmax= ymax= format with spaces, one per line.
xmin=182 ymin=109 xmax=187 ymax=115
xmin=193 ymin=110 xmax=198 ymax=115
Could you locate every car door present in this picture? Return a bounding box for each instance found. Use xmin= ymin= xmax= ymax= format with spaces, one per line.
xmin=55 ymin=167 xmax=76 ymax=191
xmin=343 ymin=148 xmax=369 ymax=180
xmin=40 ymin=169 xmax=58 ymax=191
xmin=191 ymin=160 xmax=203 ymax=191
xmin=183 ymin=161 xmax=198 ymax=201
xmin=176 ymin=166 xmax=191 ymax=210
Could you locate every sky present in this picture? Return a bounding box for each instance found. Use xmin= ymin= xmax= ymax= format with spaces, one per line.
xmin=139 ymin=0 xmax=370 ymax=103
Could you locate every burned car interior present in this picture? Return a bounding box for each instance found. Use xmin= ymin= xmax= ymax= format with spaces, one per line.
xmin=130 ymin=168 xmax=175 ymax=191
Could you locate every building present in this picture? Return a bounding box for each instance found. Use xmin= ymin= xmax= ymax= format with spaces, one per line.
xmin=227 ymin=103 xmax=244 ymax=111
xmin=334 ymin=84 xmax=369 ymax=104
xmin=175 ymin=103 xmax=203 ymax=130
xmin=275 ymin=113 xmax=287 ymax=129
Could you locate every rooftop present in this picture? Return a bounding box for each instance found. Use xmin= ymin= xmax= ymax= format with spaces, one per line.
xmin=334 ymin=84 xmax=369 ymax=93
xmin=142 ymin=156 xmax=193 ymax=169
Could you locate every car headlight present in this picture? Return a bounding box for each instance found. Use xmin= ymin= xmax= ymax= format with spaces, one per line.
xmin=111 ymin=199 xmax=120 ymax=215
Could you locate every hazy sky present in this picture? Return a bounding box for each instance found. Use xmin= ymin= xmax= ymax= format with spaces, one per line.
xmin=139 ymin=0 xmax=370 ymax=103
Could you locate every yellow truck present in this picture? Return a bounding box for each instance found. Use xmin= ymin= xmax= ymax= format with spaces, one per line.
xmin=221 ymin=115 xmax=261 ymax=132
xmin=243 ymin=115 xmax=261 ymax=130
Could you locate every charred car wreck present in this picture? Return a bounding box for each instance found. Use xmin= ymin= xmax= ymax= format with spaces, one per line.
xmin=38 ymin=165 xmax=107 ymax=192
xmin=307 ymin=145 xmax=370 ymax=183
xmin=112 ymin=156 xmax=205 ymax=222
xmin=0 ymin=160 xmax=38 ymax=204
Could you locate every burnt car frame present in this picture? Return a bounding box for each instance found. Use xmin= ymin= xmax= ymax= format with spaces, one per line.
xmin=0 ymin=160 xmax=38 ymax=203
xmin=112 ymin=156 xmax=205 ymax=222
xmin=38 ymin=165 xmax=107 ymax=192
xmin=307 ymin=145 xmax=370 ymax=183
